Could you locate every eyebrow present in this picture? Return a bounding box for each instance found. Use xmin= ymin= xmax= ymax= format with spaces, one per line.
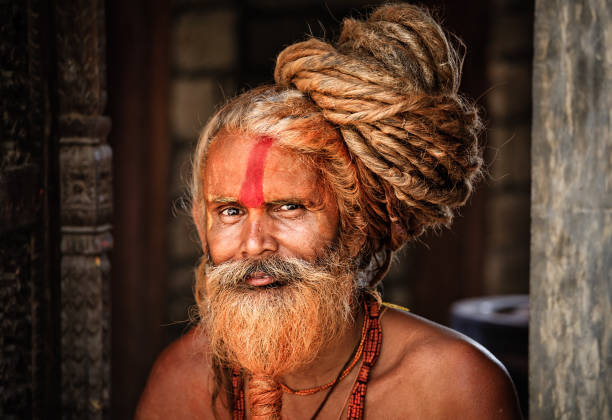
xmin=208 ymin=196 xmax=240 ymax=205
xmin=207 ymin=196 xmax=316 ymax=207
xmin=265 ymin=198 xmax=309 ymax=206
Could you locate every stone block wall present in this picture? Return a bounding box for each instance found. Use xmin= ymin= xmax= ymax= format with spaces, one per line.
xmin=166 ymin=1 xmax=240 ymax=337
xmin=530 ymin=0 xmax=612 ymax=417
xmin=483 ymin=0 xmax=533 ymax=295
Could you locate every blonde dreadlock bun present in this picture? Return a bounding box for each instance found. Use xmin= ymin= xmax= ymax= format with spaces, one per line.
xmin=274 ymin=4 xmax=483 ymax=251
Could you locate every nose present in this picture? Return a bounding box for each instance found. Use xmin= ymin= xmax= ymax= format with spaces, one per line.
xmin=239 ymin=209 xmax=278 ymax=258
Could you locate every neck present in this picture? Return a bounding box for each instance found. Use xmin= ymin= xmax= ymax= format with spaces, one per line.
xmin=278 ymin=302 xmax=365 ymax=391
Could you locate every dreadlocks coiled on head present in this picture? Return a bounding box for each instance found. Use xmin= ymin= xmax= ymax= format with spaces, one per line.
xmin=273 ymin=3 xmax=483 ymax=281
xmin=192 ymin=3 xmax=482 ymax=289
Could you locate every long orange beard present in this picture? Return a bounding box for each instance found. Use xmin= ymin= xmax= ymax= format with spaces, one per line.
xmin=196 ymin=253 xmax=358 ymax=418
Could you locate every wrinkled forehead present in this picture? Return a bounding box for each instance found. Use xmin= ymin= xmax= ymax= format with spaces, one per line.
xmin=202 ymin=132 xmax=322 ymax=205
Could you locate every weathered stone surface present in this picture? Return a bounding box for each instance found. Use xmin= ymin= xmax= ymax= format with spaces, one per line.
xmin=531 ymin=1 xmax=612 ymax=419
xmin=484 ymin=251 xmax=530 ymax=295
xmin=173 ymin=10 xmax=237 ymax=71
xmin=487 ymin=60 xmax=533 ymax=121
xmin=166 ymin=265 xmax=197 ymax=324
xmin=169 ymin=144 xmax=194 ymax=198
xmin=245 ymin=0 xmax=381 ymax=8
xmin=488 ymin=13 xmax=534 ymax=59
xmin=488 ymin=192 xmax=531 ymax=250
xmin=484 ymin=192 xmax=530 ymax=294
xmin=171 ymin=77 xmax=220 ymax=140
xmin=244 ymin=16 xmax=311 ymax=72
xmin=168 ymin=213 xmax=200 ymax=261
xmin=483 ymin=0 xmax=533 ymax=300
xmin=488 ymin=124 xmax=531 ymax=186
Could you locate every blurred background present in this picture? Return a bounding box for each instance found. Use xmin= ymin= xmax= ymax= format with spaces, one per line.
xmin=0 ymin=0 xmax=532 ymax=418
xmin=106 ymin=0 xmax=532 ymax=417
xmin=106 ymin=0 xmax=532 ymax=418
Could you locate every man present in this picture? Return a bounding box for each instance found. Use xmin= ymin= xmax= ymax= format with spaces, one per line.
xmin=137 ymin=4 xmax=522 ymax=419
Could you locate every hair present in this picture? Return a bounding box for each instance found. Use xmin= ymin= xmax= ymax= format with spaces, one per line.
xmin=191 ymin=3 xmax=482 ymax=287
xmin=191 ymin=4 xmax=484 ymax=417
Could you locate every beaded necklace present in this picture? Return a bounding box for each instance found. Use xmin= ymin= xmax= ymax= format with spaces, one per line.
xmin=231 ymin=297 xmax=382 ymax=420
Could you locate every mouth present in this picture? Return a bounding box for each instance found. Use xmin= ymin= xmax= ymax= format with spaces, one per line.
xmin=245 ymin=271 xmax=276 ymax=287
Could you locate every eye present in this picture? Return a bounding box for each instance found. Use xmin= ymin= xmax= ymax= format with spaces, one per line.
xmin=278 ymin=203 xmax=303 ymax=212
xmin=273 ymin=203 xmax=306 ymax=220
xmin=220 ymin=207 xmax=242 ymax=217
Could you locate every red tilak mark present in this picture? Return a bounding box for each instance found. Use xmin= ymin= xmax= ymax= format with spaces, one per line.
xmin=239 ymin=136 xmax=275 ymax=208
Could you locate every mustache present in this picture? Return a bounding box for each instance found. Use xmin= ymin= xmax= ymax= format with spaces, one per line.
xmin=200 ymin=250 xmax=359 ymax=380
xmin=206 ymin=255 xmax=328 ymax=289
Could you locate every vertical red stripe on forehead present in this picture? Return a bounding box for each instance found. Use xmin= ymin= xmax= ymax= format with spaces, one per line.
xmin=239 ymin=136 xmax=275 ymax=208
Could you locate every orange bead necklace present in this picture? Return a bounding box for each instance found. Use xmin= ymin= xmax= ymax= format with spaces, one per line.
xmin=279 ymin=305 xmax=369 ymax=396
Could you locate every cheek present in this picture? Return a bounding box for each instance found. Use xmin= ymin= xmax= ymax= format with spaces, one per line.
xmin=192 ymin=203 xmax=207 ymax=249
xmin=276 ymin=212 xmax=339 ymax=260
xmin=310 ymin=191 xmax=341 ymax=246
xmin=316 ymin=207 xmax=340 ymax=240
xmin=205 ymin=215 xmax=241 ymax=264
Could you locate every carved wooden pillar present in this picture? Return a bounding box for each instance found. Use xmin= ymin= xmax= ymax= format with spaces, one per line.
xmin=56 ymin=0 xmax=112 ymax=418
xmin=1 ymin=0 xmax=111 ymax=417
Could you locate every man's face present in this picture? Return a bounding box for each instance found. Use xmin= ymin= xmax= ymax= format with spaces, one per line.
xmin=202 ymin=131 xmax=340 ymax=279
xmin=198 ymin=132 xmax=356 ymax=377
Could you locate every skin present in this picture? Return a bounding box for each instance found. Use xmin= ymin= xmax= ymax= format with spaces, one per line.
xmin=136 ymin=132 xmax=522 ymax=419
xmin=202 ymin=132 xmax=340 ymax=271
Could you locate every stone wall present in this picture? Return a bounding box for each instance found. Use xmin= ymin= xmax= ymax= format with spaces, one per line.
xmin=166 ymin=1 xmax=240 ymax=337
xmin=483 ymin=0 xmax=533 ymax=294
xmin=530 ymin=0 xmax=612 ymax=418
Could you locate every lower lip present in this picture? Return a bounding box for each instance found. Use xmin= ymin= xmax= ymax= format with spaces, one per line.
xmin=246 ymin=274 xmax=275 ymax=287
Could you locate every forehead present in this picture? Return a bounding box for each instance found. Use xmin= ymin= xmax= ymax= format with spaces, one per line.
xmin=203 ymin=132 xmax=320 ymax=202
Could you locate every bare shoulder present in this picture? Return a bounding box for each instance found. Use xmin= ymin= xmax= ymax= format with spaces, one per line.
xmin=368 ymin=307 xmax=522 ymax=419
xmin=135 ymin=327 xmax=225 ymax=420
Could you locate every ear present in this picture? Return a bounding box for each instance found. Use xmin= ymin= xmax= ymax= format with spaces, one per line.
xmin=191 ymin=202 xmax=207 ymax=253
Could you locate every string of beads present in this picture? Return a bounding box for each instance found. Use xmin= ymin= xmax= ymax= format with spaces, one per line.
xmin=279 ymin=307 xmax=369 ymax=396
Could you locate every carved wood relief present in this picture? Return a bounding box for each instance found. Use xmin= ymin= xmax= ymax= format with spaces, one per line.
xmin=1 ymin=1 xmax=45 ymax=418
xmin=56 ymin=0 xmax=111 ymax=418
xmin=2 ymin=0 xmax=112 ymax=418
